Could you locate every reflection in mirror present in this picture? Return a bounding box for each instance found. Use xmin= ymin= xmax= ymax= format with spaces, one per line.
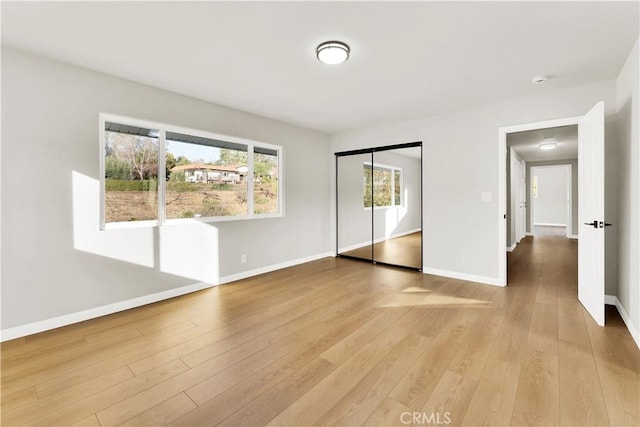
xmin=371 ymin=147 xmax=422 ymax=269
xmin=337 ymin=153 xmax=373 ymax=261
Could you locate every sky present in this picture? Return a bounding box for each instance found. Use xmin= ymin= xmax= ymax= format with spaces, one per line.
xmin=166 ymin=140 xmax=221 ymax=163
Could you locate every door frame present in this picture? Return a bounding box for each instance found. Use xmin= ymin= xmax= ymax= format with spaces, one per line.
xmin=498 ymin=115 xmax=581 ymax=285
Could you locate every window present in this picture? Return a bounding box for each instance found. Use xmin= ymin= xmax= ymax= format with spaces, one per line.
xmin=101 ymin=114 xmax=282 ymax=227
xmin=363 ymin=163 xmax=402 ymax=208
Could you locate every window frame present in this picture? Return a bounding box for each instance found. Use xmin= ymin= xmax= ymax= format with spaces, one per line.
xmin=362 ymin=161 xmax=403 ymax=209
xmin=99 ymin=113 xmax=284 ymax=230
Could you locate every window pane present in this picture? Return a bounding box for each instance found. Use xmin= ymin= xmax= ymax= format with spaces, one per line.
xmin=165 ymin=132 xmax=248 ymax=219
xmin=253 ymin=148 xmax=279 ymax=215
xmin=363 ymin=164 xmax=393 ymax=207
xmin=373 ymin=167 xmax=392 ymax=207
xmin=363 ymin=164 xmax=373 ymax=207
xmin=104 ymin=126 xmax=159 ymax=223
xmin=394 ymin=169 xmax=401 ymax=205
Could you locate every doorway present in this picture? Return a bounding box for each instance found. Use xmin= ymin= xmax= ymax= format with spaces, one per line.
xmin=498 ymin=102 xmax=607 ymax=326
xmin=335 ymin=142 xmax=422 ymax=271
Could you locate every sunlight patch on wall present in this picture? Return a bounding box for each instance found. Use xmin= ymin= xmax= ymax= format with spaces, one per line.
xmin=72 ymin=171 xmax=220 ymax=282
xmin=72 ymin=171 xmax=155 ymax=267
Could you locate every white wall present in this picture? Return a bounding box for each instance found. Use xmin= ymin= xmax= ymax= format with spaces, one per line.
xmin=532 ymin=165 xmax=569 ymax=226
xmin=331 ymin=79 xmax=617 ymax=285
xmin=1 ymin=48 xmax=332 ymax=332
xmin=615 ymin=36 xmax=640 ymax=345
xmin=337 ymin=150 xmax=421 ymax=251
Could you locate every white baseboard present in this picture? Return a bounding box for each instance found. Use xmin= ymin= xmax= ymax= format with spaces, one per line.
xmin=338 ymin=228 xmax=421 ymax=254
xmin=219 ymin=251 xmax=333 ymax=285
xmin=568 ymin=234 xmax=579 ymax=239
xmin=1 ymin=251 xmax=334 ymax=342
xmin=506 ymin=243 xmax=517 ymax=252
xmin=605 ymin=294 xmax=640 ymax=349
xmin=0 ymin=281 xmax=214 ymax=342
xmin=526 ymin=232 xmax=534 ymax=236
xmin=533 ymin=223 xmax=566 ymax=227
xmin=422 ymin=267 xmax=504 ymax=287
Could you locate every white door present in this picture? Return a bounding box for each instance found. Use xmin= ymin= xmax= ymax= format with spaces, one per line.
xmin=578 ymin=101 xmax=606 ymax=326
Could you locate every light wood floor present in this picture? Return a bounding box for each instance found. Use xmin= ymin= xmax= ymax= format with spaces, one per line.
xmin=340 ymin=232 xmax=422 ymax=269
xmin=2 ymin=232 xmax=638 ymax=426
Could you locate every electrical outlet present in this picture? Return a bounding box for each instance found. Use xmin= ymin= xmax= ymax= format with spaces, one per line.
xmin=241 ymin=254 xmax=248 ymax=264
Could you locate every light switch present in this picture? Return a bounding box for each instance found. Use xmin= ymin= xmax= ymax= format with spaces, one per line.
xmin=481 ymin=192 xmax=492 ymax=202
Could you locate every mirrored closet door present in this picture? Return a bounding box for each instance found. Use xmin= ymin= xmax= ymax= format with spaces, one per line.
xmin=336 ymin=142 xmax=422 ymax=271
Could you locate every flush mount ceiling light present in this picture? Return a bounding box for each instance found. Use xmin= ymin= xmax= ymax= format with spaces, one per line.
xmin=539 ymin=142 xmax=557 ymax=150
xmin=316 ymin=41 xmax=350 ymax=65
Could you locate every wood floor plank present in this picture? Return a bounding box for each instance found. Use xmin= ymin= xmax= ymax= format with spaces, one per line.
xmin=510 ymin=302 xmax=560 ymax=426
xmin=27 ymin=359 xmax=189 ymax=426
xmin=558 ymin=297 xmax=592 ymax=348
xmin=316 ymin=332 xmax=432 ymax=426
xmin=319 ymin=308 xmax=406 ymax=365
xmin=3 ymin=365 xmax=135 ymax=424
xmin=362 ymin=397 xmax=414 ymax=427
xmin=119 ymin=393 xmax=197 ymax=426
xmin=448 ymin=310 xmax=504 ymax=380
xmin=70 ymin=414 xmax=101 ymax=426
xmin=461 ymin=358 xmax=521 ymax=426
xmin=420 ymin=370 xmax=478 ymax=426
xmin=593 ymin=356 xmax=640 ymax=427
xmin=558 ymin=340 xmax=610 ymax=426
xmin=388 ymin=309 xmax=480 ymax=410
xmin=217 ymin=357 xmax=336 ymax=426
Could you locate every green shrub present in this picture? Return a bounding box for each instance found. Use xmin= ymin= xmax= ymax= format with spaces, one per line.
xmin=105 ymin=179 xmax=157 ymax=192
xmin=166 ymin=182 xmax=197 ymax=192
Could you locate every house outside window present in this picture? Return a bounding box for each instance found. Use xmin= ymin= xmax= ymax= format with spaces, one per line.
xmin=101 ymin=114 xmax=282 ymax=228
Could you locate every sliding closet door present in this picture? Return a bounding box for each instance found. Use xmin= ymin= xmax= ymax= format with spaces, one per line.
xmin=337 ymin=153 xmax=373 ymax=261
xmin=371 ymin=147 xmax=422 ymax=269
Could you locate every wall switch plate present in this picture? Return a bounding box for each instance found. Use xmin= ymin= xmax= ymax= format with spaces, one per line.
xmin=481 ymin=192 xmax=492 ymax=202
xmin=241 ymin=254 xmax=247 ymax=264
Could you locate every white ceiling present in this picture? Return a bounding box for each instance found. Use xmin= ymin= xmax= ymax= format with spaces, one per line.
xmin=508 ymin=125 xmax=578 ymax=162
xmin=2 ymin=2 xmax=638 ymax=134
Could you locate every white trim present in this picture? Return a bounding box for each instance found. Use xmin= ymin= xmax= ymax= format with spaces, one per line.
xmin=337 ymin=228 xmax=421 ymax=254
xmin=498 ymin=115 xmax=582 ymax=287
xmin=526 ymin=232 xmax=534 ymax=236
xmin=568 ymin=234 xmax=579 ymax=239
xmin=422 ymin=267 xmax=504 ymax=287
xmin=507 ymin=243 xmax=517 ymax=252
xmin=0 ymin=281 xmax=214 ymax=342
xmin=219 ymin=252 xmax=333 ymax=285
xmin=605 ymin=295 xmax=640 ymax=349
xmin=533 ymin=223 xmax=567 ymax=227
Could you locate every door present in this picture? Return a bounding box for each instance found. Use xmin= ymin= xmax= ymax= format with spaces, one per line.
xmin=578 ymin=101 xmax=605 ymax=326
xmin=337 ymin=153 xmax=374 ymax=262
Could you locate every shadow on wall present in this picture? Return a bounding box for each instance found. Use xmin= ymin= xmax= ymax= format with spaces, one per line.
xmin=71 ymin=171 xmax=219 ymax=283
